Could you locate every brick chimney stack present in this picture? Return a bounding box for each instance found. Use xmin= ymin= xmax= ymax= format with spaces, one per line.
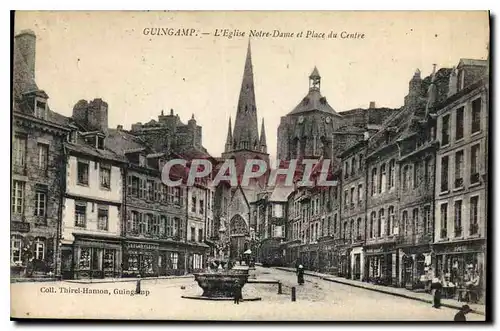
xmin=15 ymin=30 xmax=37 ymax=80
xmin=369 ymin=101 xmax=376 ymax=109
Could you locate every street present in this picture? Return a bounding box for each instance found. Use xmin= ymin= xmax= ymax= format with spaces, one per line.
xmin=11 ymin=267 xmax=485 ymax=321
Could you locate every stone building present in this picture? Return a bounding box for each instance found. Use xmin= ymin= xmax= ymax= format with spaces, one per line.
xmin=60 ymin=99 xmax=126 ymax=280
xmin=11 ymin=30 xmax=71 ymax=279
xmin=433 ymin=59 xmax=488 ymax=303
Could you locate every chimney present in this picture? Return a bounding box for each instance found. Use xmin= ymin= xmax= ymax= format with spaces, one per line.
xmin=117 ymin=125 xmax=123 ymax=131
xmin=15 ymin=30 xmax=37 ymax=79
xmin=369 ymin=101 xmax=376 ymax=109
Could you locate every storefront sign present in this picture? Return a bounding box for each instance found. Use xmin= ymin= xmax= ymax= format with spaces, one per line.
xmin=365 ymin=247 xmax=383 ymax=254
xmin=11 ymin=221 xmax=30 ymax=233
xmin=126 ymin=243 xmax=159 ymax=251
xmin=433 ymin=239 xmax=485 ymax=254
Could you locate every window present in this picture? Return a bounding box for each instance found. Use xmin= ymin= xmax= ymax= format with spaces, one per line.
xmin=440 ymin=203 xmax=448 ymax=238
xmin=358 ymin=153 xmax=363 ymax=170
xmin=455 ymin=151 xmax=464 ymax=188
xmin=378 ymin=209 xmax=384 ymax=237
xmin=145 ymin=214 xmax=153 ymax=234
xmin=424 ymin=158 xmax=431 ymax=183
xmin=388 ymin=206 xmax=395 ymax=235
xmin=371 ymin=168 xmax=377 ymax=195
xmin=402 ymin=165 xmax=410 ymax=190
xmin=357 ymin=184 xmax=363 ymax=204
xmin=129 ymin=211 xmax=139 ymax=233
xmin=37 ymin=143 xmax=48 ymax=170
xmin=412 ymin=208 xmax=419 ymax=236
xmin=350 ymin=187 xmax=355 ymax=207
xmin=423 ymin=205 xmax=431 ymax=234
xmin=97 ymin=207 xmax=109 ymax=230
xmin=388 ymin=159 xmax=395 ymax=188
xmin=103 ymin=249 xmax=115 ymax=271
xmin=370 ymin=211 xmax=376 ymax=238
xmin=151 ymin=215 xmax=160 ymax=235
xmin=191 ymin=196 xmax=197 ymax=213
xmin=351 ymin=157 xmax=356 ymax=176
xmin=344 ymin=161 xmax=349 ymax=179
xmin=11 ymin=180 xmax=25 ymax=214
xmin=456 ymin=107 xmax=464 ymax=140
xmin=35 ymin=100 xmax=47 ymax=119
xmin=97 ymin=136 xmax=105 ymax=150
xmin=273 ymin=204 xmax=283 ymax=218
xmin=34 ymin=238 xmax=45 ymax=260
xmin=350 ymin=220 xmax=355 ymax=240
xmin=402 ymin=210 xmax=408 ymax=235
xmin=441 ymin=156 xmax=449 ymax=192
xmin=380 ymin=164 xmax=386 ymax=193
xmin=471 ymin=98 xmax=481 ymax=133
xmin=333 ymin=214 xmax=337 ymax=234
xmin=139 ymin=213 xmax=147 ymax=234
xmin=454 ymin=200 xmax=462 ymax=237
xmin=470 ymin=196 xmax=479 ymax=235
xmin=198 ymin=228 xmax=203 ymax=242
xmin=77 ymin=161 xmax=89 ymax=185
xmin=356 ymin=218 xmax=361 ymax=240
xmin=171 ymin=252 xmax=179 ymax=269
xmin=343 ymin=221 xmax=348 ymax=240
xmin=13 ymin=135 xmax=26 ymax=167
xmin=130 ymin=176 xmax=140 ymax=197
xmin=470 ymin=144 xmax=480 ymax=184
xmin=34 ymin=189 xmax=47 ymax=218
xmin=10 ymin=236 xmax=22 ymax=263
xmin=200 ymin=199 xmax=204 ymax=215
xmin=412 ymin=162 xmax=418 ymax=188
xmin=344 ymin=190 xmax=348 ymax=209
xmin=75 ymin=202 xmax=86 ymax=227
xmin=100 ymin=164 xmax=111 ymax=189
xmin=191 ymin=227 xmax=196 ymax=241
xmin=442 ymin=114 xmax=450 ymax=145
xmin=79 ymin=247 xmax=91 ymax=270
xmin=146 ymin=180 xmax=154 ymax=200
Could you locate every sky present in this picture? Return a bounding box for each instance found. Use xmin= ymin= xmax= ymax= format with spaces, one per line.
xmin=14 ymin=11 xmax=489 ymax=163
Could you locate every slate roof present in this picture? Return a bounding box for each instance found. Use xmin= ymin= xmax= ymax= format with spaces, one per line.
xmin=288 ymin=89 xmax=341 ymax=116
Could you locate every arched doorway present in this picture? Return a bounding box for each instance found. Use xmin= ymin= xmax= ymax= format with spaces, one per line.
xmin=229 ymin=215 xmax=249 ymax=259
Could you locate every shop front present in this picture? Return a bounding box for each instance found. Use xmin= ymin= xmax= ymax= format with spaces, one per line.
xmin=61 ymin=234 xmax=122 ymax=280
xmin=186 ymin=242 xmax=209 ymax=273
xmin=284 ymin=240 xmax=301 ymax=267
xmin=433 ymin=238 xmax=485 ymax=303
xmin=364 ymin=243 xmax=397 ymax=286
xmin=338 ymin=247 xmax=351 ymax=278
xmin=122 ymin=241 xmax=159 ymax=277
xmin=398 ymin=245 xmax=432 ymax=290
xmin=318 ymin=238 xmax=336 ymax=273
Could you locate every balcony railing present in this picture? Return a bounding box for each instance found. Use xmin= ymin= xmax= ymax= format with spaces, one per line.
xmin=454 ymin=177 xmax=464 ymax=188
xmin=454 ymin=226 xmax=463 ymax=238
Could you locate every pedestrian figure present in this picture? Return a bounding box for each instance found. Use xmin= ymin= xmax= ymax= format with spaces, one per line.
xmin=297 ymin=265 xmax=305 ymax=285
xmin=431 ymin=277 xmax=443 ymax=308
xmin=454 ymin=305 xmax=473 ymax=321
xmin=233 ymin=279 xmax=242 ymax=304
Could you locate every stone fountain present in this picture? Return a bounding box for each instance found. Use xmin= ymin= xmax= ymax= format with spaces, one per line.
xmin=182 ymin=217 xmax=261 ymax=301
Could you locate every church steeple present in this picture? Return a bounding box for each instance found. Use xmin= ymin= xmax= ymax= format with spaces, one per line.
xmin=225 ymin=117 xmax=233 ymax=152
xmin=232 ymin=39 xmax=259 ymax=151
xmin=309 ymin=66 xmax=321 ymax=92
xmin=259 ymin=118 xmax=267 ymax=153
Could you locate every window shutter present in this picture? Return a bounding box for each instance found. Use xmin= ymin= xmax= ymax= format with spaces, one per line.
xmin=127 ymin=175 xmax=132 ymax=195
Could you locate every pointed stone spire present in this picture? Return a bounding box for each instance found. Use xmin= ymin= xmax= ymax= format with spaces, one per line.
xmin=259 ymin=118 xmax=267 ymax=153
xmin=448 ymin=66 xmax=458 ymax=97
xmin=225 ymin=117 xmax=233 ymax=152
xmin=232 ymin=39 xmax=259 ymax=151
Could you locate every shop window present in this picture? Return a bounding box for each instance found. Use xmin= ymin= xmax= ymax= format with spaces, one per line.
xmin=103 ymin=249 xmax=115 ymax=271
xmin=142 ymin=255 xmax=153 ymax=273
xmin=97 ymin=207 xmax=109 ymax=231
xmin=10 ymin=235 xmax=22 ymax=264
xmin=34 ymin=238 xmax=45 ymax=260
xmin=77 ymin=160 xmax=89 ymax=185
xmin=11 ymin=180 xmax=25 ymax=214
xmin=99 ymin=164 xmax=111 ymax=190
xmin=79 ymin=248 xmax=91 ymax=270
xmin=75 ymin=202 xmax=87 ymax=228
xmin=171 ymin=252 xmax=179 ymax=269
xmin=128 ymin=255 xmax=139 ymax=271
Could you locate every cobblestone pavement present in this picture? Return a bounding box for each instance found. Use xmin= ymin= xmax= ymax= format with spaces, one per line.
xmin=10 ymin=268 xmax=486 ymax=321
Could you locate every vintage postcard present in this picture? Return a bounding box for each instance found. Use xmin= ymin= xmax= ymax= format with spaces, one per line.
xmin=10 ymin=11 xmax=490 ymax=321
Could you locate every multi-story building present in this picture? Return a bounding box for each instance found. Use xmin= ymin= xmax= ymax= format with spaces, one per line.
xmin=338 ymin=139 xmax=368 ymax=280
xmin=60 ymin=99 xmax=125 ymax=279
xmin=433 ymin=59 xmax=488 ymax=303
xmin=11 ymin=30 xmax=71 ymax=279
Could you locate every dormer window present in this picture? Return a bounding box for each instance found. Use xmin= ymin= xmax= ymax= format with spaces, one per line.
xmin=68 ymin=131 xmax=78 ymax=143
xmin=458 ymin=69 xmax=465 ymax=91
xmin=35 ymin=99 xmax=47 ymax=120
xmin=97 ymin=136 xmax=105 ymax=150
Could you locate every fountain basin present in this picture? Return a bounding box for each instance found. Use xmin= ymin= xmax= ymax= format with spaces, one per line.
xmin=193 ymin=269 xmax=249 ymax=298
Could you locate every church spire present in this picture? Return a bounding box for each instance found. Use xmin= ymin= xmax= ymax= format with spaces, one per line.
xmin=232 ymin=39 xmax=259 ymax=151
xmin=309 ymin=66 xmax=321 ymax=91
xmin=225 ymin=117 xmax=233 ymax=152
xmin=259 ymin=118 xmax=267 ymax=153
